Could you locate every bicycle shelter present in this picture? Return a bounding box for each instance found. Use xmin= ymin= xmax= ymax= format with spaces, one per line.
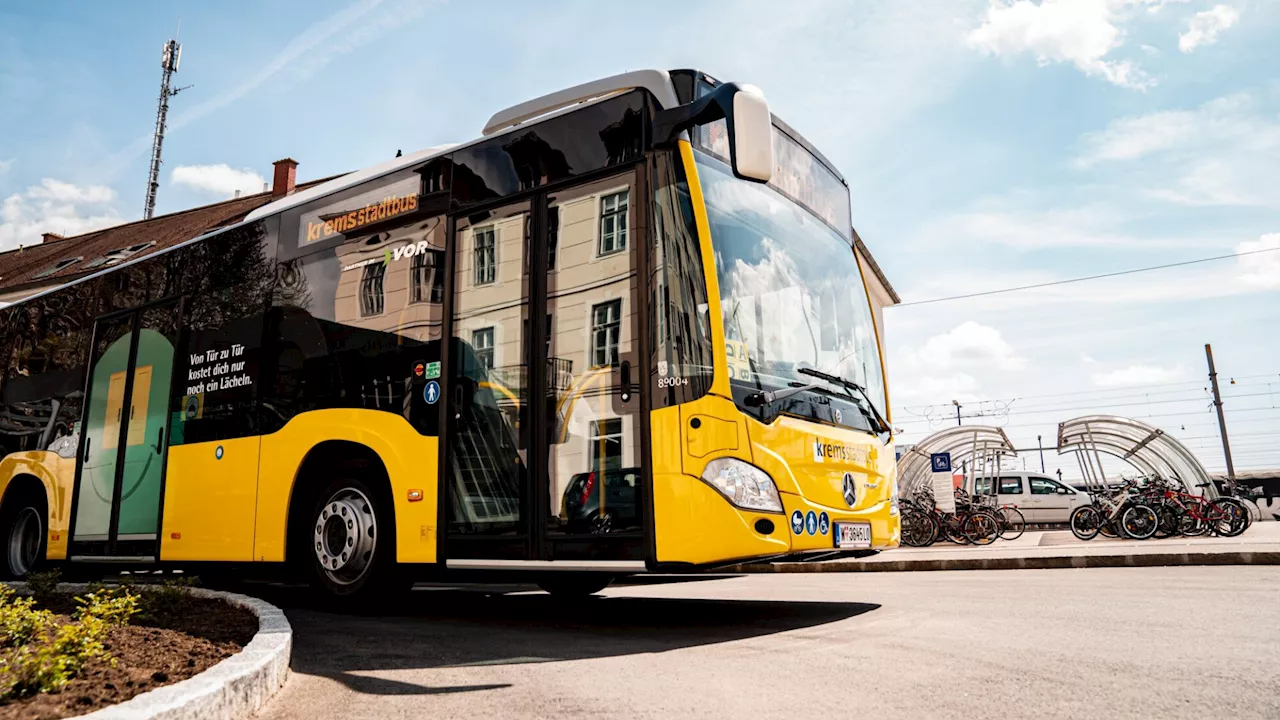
xmin=1056 ymin=415 xmax=1218 ymax=499
xmin=897 ymin=426 xmax=1018 ymax=499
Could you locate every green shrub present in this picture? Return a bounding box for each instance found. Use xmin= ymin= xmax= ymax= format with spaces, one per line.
xmin=24 ymin=569 xmax=61 ymax=606
xmin=134 ymin=577 xmax=195 ymax=626
xmin=74 ymin=589 xmax=138 ymax=628
xmin=0 ymin=587 xmax=53 ymax=649
xmin=0 ymin=585 xmax=140 ymax=700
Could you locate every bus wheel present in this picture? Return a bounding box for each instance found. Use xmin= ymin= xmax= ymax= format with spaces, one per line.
xmin=536 ymin=573 xmax=613 ymax=598
xmin=1 ymin=497 xmax=45 ymax=579
xmin=308 ymin=478 xmax=404 ymax=600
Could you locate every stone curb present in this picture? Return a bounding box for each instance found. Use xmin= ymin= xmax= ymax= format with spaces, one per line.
xmin=733 ymin=550 xmax=1280 ymax=573
xmin=4 ymin=582 xmax=291 ymax=720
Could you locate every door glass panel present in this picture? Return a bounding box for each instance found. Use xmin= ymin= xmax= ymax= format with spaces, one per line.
xmin=544 ymin=175 xmax=643 ymax=536
xmin=448 ymin=201 xmax=531 ymax=535
xmin=74 ymin=314 xmax=136 ymax=543
xmin=115 ymin=304 xmax=180 ymax=540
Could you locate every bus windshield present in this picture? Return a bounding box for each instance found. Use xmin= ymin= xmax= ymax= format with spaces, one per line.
xmin=695 ymin=151 xmax=887 ymax=428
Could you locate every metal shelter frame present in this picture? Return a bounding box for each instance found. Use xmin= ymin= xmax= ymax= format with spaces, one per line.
xmin=898 ymin=426 xmax=1018 ymax=500
xmin=1056 ymin=415 xmax=1217 ymax=499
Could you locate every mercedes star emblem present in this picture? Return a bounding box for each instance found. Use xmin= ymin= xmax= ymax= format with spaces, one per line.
xmin=842 ymin=472 xmax=857 ymax=508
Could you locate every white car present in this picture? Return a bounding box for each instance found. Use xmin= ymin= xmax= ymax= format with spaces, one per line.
xmin=970 ymin=472 xmax=1092 ymax=523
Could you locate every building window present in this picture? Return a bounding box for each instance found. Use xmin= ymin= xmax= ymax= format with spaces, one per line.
xmin=360 ymin=262 xmax=386 ymax=316
xmin=410 ymin=250 xmax=444 ymax=304
xmin=473 ymin=227 xmax=496 ymax=286
xmin=591 ymin=300 xmax=622 ymax=368
xmin=589 ymin=418 xmax=623 ymax=472
xmin=598 ymin=191 xmax=628 ymax=256
xmin=472 ymin=327 xmax=495 ymax=372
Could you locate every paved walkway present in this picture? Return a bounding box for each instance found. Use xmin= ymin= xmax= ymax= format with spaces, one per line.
xmin=256 ymin=567 xmax=1280 ymax=720
xmin=749 ymin=521 xmax=1280 ymax=572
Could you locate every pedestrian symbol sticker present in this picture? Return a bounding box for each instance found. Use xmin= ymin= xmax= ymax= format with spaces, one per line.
xmin=818 ymin=512 xmax=830 ymax=535
xmin=423 ymin=380 xmax=441 ymax=404
xmin=805 ymin=511 xmax=818 ymax=536
xmin=790 ymin=510 xmax=804 ymax=535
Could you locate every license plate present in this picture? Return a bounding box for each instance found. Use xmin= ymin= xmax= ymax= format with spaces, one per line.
xmin=835 ymin=522 xmax=871 ymax=549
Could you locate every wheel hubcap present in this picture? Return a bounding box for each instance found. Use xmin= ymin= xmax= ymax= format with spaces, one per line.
xmin=8 ymin=508 xmax=41 ymax=576
xmin=313 ymin=488 xmax=377 ymax=586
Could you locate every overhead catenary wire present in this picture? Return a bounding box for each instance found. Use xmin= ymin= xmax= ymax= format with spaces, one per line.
xmin=894 ymin=246 xmax=1280 ymax=307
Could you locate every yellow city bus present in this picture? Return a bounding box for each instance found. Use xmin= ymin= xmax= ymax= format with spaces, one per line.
xmin=0 ymin=69 xmax=897 ymax=600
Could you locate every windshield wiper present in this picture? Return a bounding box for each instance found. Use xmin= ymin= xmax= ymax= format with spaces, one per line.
xmin=796 ymin=367 xmax=891 ymax=435
xmin=743 ymin=381 xmax=823 ymax=408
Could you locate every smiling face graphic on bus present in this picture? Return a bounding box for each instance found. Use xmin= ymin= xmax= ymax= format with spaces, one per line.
xmin=75 ymin=327 xmax=175 ymax=541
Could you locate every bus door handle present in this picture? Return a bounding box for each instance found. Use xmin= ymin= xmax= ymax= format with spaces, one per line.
xmin=156 ymin=427 xmax=164 ymax=455
xmin=83 ymin=437 xmax=91 ymax=462
xmin=619 ymin=360 xmax=632 ymax=403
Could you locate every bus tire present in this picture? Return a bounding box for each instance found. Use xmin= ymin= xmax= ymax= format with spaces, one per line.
xmin=307 ymin=475 xmax=407 ymax=602
xmin=0 ymin=484 xmax=46 ymax=580
xmin=536 ymin=573 xmax=613 ymax=598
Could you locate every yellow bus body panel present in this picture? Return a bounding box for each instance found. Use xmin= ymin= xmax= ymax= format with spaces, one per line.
xmin=0 ymin=452 xmax=74 ymax=561
xmin=646 ymin=139 xmax=899 ymax=566
xmin=253 ymin=409 xmax=438 ymax=564
xmin=160 ymin=437 xmax=261 ymax=561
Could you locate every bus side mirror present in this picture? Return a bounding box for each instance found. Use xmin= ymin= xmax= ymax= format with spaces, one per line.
xmin=653 ymin=82 xmax=774 ymax=184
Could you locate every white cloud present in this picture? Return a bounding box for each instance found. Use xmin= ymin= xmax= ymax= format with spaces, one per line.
xmin=1082 ymin=353 xmax=1099 ymax=364
xmin=965 ymin=0 xmax=1155 ymax=89
xmin=893 ymin=373 xmax=983 ymax=405
xmin=0 ymin=158 xmax=13 ymax=176
xmin=1179 ymin=4 xmax=1239 ymax=53
xmin=0 ymin=179 xmax=123 ymax=252
xmin=1091 ymin=364 xmax=1188 ymax=386
xmin=915 ymin=321 xmax=1026 ymax=370
xmin=171 ymin=164 xmax=267 ymax=198
xmin=1075 ymin=94 xmax=1280 ymax=207
xmin=1237 ymin=233 xmax=1280 ymax=289
xmin=933 ymin=204 xmax=1201 ymax=249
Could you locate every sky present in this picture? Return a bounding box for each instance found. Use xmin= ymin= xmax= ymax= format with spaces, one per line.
xmin=1 ymin=0 xmax=1278 ymax=479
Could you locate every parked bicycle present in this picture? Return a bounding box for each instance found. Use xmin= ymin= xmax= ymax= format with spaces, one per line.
xmin=1068 ymin=479 xmax=1159 ymax=541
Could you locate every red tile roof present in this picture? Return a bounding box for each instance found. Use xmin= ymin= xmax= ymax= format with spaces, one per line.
xmin=0 ymin=176 xmax=339 ymax=296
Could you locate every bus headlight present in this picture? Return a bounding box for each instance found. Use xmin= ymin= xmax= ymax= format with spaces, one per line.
xmin=889 ymin=477 xmax=900 ymax=516
xmin=701 ymin=458 xmax=784 ymax=514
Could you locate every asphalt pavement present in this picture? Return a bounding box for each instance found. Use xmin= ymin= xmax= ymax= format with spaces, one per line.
xmin=254 ymin=567 xmax=1280 ymax=719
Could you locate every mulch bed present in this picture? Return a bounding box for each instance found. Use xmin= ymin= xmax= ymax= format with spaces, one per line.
xmin=0 ymin=591 xmax=258 ymax=720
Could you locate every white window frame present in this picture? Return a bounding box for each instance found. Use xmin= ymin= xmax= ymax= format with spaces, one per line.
xmin=596 ymin=189 xmax=629 ymax=257
xmin=589 ymin=299 xmax=623 ymax=369
xmin=360 ymin=262 xmax=386 ymax=316
xmin=473 ymin=225 xmax=497 ymax=286
xmin=472 ymin=326 xmax=496 ymax=372
xmin=588 ymin=417 xmax=624 ymax=472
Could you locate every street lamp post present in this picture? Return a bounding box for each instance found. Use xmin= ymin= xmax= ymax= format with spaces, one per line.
xmin=952 ymin=399 xmax=962 ymax=427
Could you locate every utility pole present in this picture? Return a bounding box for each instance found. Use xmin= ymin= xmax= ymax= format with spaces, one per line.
xmin=1205 ymin=344 xmax=1236 ymax=482
xmin=143 ymin=37 xmax=191 ymax=220
xmin=1037 ymin=435 xmax=1045 ymax=472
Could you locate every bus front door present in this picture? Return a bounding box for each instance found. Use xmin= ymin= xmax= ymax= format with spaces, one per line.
xmin=442 ymin=168 xmax=649 ymax=570
xmin=69 ymin=299 xmax=182 ymax=560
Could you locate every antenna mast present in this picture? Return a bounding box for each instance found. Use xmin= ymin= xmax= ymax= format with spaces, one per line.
xmin=143 ymin=38 xmax=190 ymax=220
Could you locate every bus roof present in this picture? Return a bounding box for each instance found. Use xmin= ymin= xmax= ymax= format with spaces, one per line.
xmin=246 ymin=69 xmax=682 ymax=225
